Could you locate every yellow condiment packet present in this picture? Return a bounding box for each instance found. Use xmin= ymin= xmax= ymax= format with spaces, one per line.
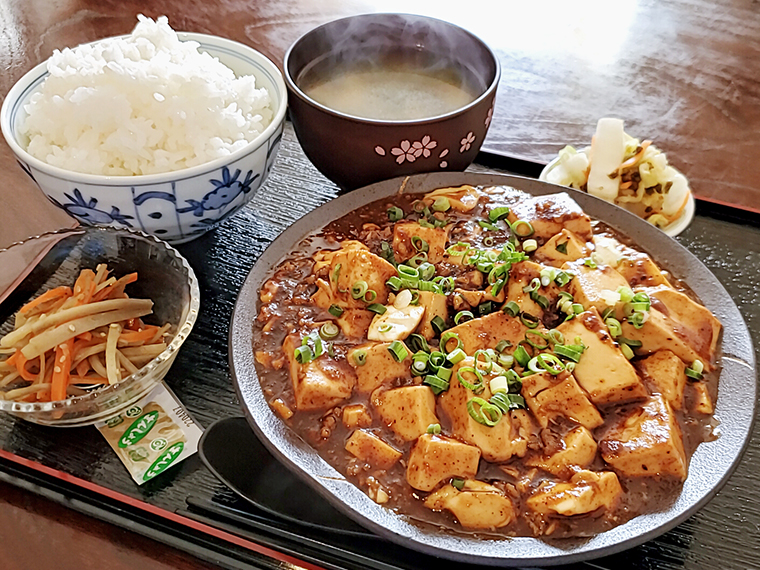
xmin=95 ymin=383 xmax=203 ymax=484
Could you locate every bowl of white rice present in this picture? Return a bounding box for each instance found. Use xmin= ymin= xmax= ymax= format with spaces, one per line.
xmin=1 ymin=16 xmax=287 ymax=243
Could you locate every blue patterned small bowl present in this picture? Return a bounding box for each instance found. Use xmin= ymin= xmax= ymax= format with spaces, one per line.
xmin=1 ymin=33 xmax=287 ymax=244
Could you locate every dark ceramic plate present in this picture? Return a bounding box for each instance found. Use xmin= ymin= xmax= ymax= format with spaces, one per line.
xmin=229 ymin=172 xmax=756 ymax=566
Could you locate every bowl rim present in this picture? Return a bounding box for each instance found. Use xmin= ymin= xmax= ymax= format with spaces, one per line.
xmin=283 ymin=12 xmax=501 ymax=125
xmin=0 ymin=31 xmax=288 ymax=186
xmin=0 ymin=226 xmax=200 ymax=415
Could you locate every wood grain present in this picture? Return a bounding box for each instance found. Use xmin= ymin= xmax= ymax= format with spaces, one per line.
xmin=1 ymin=0 xmax=758 ymax=249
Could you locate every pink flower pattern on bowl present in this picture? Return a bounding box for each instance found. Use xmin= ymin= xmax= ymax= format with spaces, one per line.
xmin=460 ymin=132 xmax=476 ymax=153
xmin=485 ymin=105 xmax=493 ymax=128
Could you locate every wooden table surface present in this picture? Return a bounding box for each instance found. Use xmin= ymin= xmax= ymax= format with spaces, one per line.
xmin=0 ymin=1 xmax=758 ymax=569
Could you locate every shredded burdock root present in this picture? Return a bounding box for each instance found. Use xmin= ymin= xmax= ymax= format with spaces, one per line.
xmin=0 ymin=264 xmax=171 ymax=402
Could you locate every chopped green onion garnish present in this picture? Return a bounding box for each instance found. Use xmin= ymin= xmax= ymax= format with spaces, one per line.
xmin=489 ymin=206 xmax=511 ymax=222
xmin=524 ymin=330 xmax=549 ymax=350
xmin=457 ymin=366 xmax=484 ymax=392
xmin=605 ymin=317 xmax=622 ymax=338
xmin=554 ymin=344 xmax=583 ymax=362
xmin=446 ymin=348 xmax=467 ymax=366
xmin=407 ymin=334 xmax=431 ymax=353
xmin=351 ymin=280 xmax=368 ymax=299
xmin=328 ymin=304 xmax=344 ymax=317
xmin=620 ymin=343 xmax=635 ymax=360
xmin=555 ymin=271 xmax=572 ymax=287
xmin=685 ymin=367 xmax=704 ymax=381
xmin=630 ymin=311 xmax=648 ymax=329
xmin=528 ymin=353 xmax=565 ymax=375
xmin=432 ymin=197 xmax=451 ymax=212
xmin=378 ymin=324 xmax=392 ymax=333
xmin=431 ymin=315 xmax=447 ymax=336
xmin=467 ymin=397 xmax=502 ymax=426
xmin=490 ymin=391 xmax=526 ymax=412
xmin=522 ymin=239 xmax=538 ymax=253
xmin=429 ymin=351 xmax=446 ymax=369
xmin=479 ymin=220 xmax=499 ymax=231
xmin=503 ymin=301 xmax=520 ymax=317
xmin=332 ymin=263 xmax=342 ymax=284
xmin=388 ymin=206 xmax=404 ymax=221
xmin=454 ymin=310 xmax=474 ymax=325
xmin=692 ymin=359 xmax=704 ymax=374
xmin=294 ymin=345 xmax=314 ymax=364
xmin=367 ymin=303 xmax=387 ymax=314
xmin=387 ymin=340 xmax=409 ymax=362
xmin=618 ymin=337 xmax=643 ymax=348
xmin=555 ymin=241 xmax=569 ymax=255
xmin=446 ymin=242 xmax=471 ymax=257
xmin=363 ymin=289 xmax=377 ymax=302
xmin=523 ymin=277 xmax=541 ymax=294
xmin=520 ymin=312 xmax=540 ymax=329
xmin=319 ymin=322 xmax=339 ymax=340
xmin=571 ymin=303 xmax=584 ymax=314
xmin=380 ymin=241 xmax=396 ymax=265
xmin=513 ymin=344 xmax=531 ymax=367
xmin=424 ymin=374 xmax=449 ymax=394
xmin=548 ymin=329 xmax=564 ymax=345
xmin=427 ymin=423 xmax=442 ymax=435
xmin=498 ymin=354 xmax=515 ymax=369
xmin=617 ymin=286 xmax=634 ymax=303
xmin=494 ymin=339 xmax=512 ymax=353
xmin=511 ymin=219 xmax=534 ymax=237
xmin=478 ymin=301 xmax=494 ymax=316
xmin=352 ymin=349 xmax=367 ymax=366
xmin=440 ymin=331 xmax=463 ymax=354
xmin=411 ymin=235 xmax=429 ymax=253
xmin=452 ymin=478 xmax=465 ymax=490
xmin=436 ymin=367 xmax=453 ymax=382
xmin=583 ymin=258 xmax=597 ymax=268
xmin=483 ymin=236 xmax=495 ymax=247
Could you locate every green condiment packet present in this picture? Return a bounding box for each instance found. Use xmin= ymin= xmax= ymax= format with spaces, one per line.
xmin=94 ymin=383 xmax=203 ymax=484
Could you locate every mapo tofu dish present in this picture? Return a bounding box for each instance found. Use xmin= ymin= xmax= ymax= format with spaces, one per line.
xmin=253 ymin=184 xmax=721 ymax=538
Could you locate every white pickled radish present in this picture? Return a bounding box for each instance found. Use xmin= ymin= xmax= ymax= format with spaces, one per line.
xmin=662 ymin=172 xmax=690 ymax=216
xmin=587 ymin=118 xmax=625 ymax=202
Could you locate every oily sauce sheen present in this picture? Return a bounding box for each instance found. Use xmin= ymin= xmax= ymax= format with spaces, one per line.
xmin=253 ymin=184 xmax=720 ymax=540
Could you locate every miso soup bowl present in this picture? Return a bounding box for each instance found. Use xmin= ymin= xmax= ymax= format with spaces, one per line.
xmin=284 ymin=13 xmax=500 ymax=190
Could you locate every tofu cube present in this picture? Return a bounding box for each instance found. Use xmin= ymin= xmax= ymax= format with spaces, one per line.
xmin=522 ymin=371 xmax=603 ymax=430
xmin=367 ymin=305 xmax=425 ymax=342
xmin=416 ymin=291 xmax=448 ymax=341
xmin=373 ymin=386 xmax=439 ymax=442
xmin=392 ymin=222 xmax=450 ymax=264
xmin=284 ymin=335 xmax=355 ymax=411
xmin=348 ymin=342 xmax=411 ymax=393
xmin=615 ymin=251 xmax=672 ymax=288
xmin=406 ymin=434 xmax=481 ymax=491
xmin=526 ymin=426 xmax=598 ymax=477
xmin=557 ymin=309 xmax=647 ymax=405
xmin=507 ymin=193 xmax=593 ymax=241
xmin=505 ymin=260 xmax=560 ymax=319
xmin=535 ymin=229 xmax=589 ymax=266
xmin=692 ymin=382 xmax=714 ymax=415
xmin=440 ymin=360 xmax=531 ymax=462
xmin=336 ymin=309 xmax=374 ymax=338
xmin=636 ymin=350 xmax=686 ymax=409
xmin=342 ymin=404 xmax=373 ymax=429
xmin=444 ymin=310 xmax=529 ymax=355
xmin=564 ymin=259 xmax=631 ymax=318
xmin=599 ymin=394 xmax=688 ymax=481
xmin=311 ymin=241 xmax=397 ymax=310
xmin=345 ymin=429 xmax=402 ymax=470
xmin=526 ymin=470 xmax=623 ymax=516
xmin=424 ymin=480 xmax=515 ymax=529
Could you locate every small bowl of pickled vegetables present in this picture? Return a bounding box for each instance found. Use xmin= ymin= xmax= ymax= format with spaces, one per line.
xmin=0 ymin=227 xmax=199 ymax=426
xmin=540 ymin=118 xmax=695 ymax=236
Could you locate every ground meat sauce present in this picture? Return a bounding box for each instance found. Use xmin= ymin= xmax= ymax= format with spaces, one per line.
xmin=252 ymin=184 xmax=721 ymax=540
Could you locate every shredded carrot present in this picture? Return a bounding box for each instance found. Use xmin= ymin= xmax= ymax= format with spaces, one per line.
xmin=19 ymin=287 xmax=72 ymax=314
xmin=76 ymin=359 xmax=90 ymax=377
xmin=76 ymin=331 xmax=93 ymax=342
xmin=619 ymin=140 xmax=652 ymax=171
xmin=119 ymin=326 xmax=160 ymax=343
xmin=15 ymin=353 xmax=38 ymax=382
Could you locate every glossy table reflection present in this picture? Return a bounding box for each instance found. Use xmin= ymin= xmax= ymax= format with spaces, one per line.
xmin=0 ymin=1 xmax=759 ymax=569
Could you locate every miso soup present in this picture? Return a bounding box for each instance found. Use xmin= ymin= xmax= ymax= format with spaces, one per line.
xmin=299 ymin=56 xmax=480 ymax=121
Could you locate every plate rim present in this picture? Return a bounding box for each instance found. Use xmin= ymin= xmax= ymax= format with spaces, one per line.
xmin=229 ymin=171 xmax=756 ymax=566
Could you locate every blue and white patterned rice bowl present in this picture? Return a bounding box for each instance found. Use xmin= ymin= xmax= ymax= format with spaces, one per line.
xmin=1 ymin=33 xmax=287 ymax=244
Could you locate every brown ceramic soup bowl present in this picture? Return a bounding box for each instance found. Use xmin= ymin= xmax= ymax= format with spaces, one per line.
xmin=284 ymin=13 xmax=500 ymax=190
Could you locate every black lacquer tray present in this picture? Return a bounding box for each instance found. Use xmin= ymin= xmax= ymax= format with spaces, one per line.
xmin=0 ymin=124 xmax=759 ymax=570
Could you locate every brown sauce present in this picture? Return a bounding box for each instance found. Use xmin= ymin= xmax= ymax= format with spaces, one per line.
xmin=252 ymin=184 xmax=720 ymax=540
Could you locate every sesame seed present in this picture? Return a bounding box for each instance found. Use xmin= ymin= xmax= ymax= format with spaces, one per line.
xmin=54 ymin=366 xmax=61 ymax=373
xmin=68 ymin=324 xmax=76 ymax=332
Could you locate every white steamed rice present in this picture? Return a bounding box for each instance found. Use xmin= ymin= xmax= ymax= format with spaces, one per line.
xmin=21 ymin=15 xmax=273 ymax=176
